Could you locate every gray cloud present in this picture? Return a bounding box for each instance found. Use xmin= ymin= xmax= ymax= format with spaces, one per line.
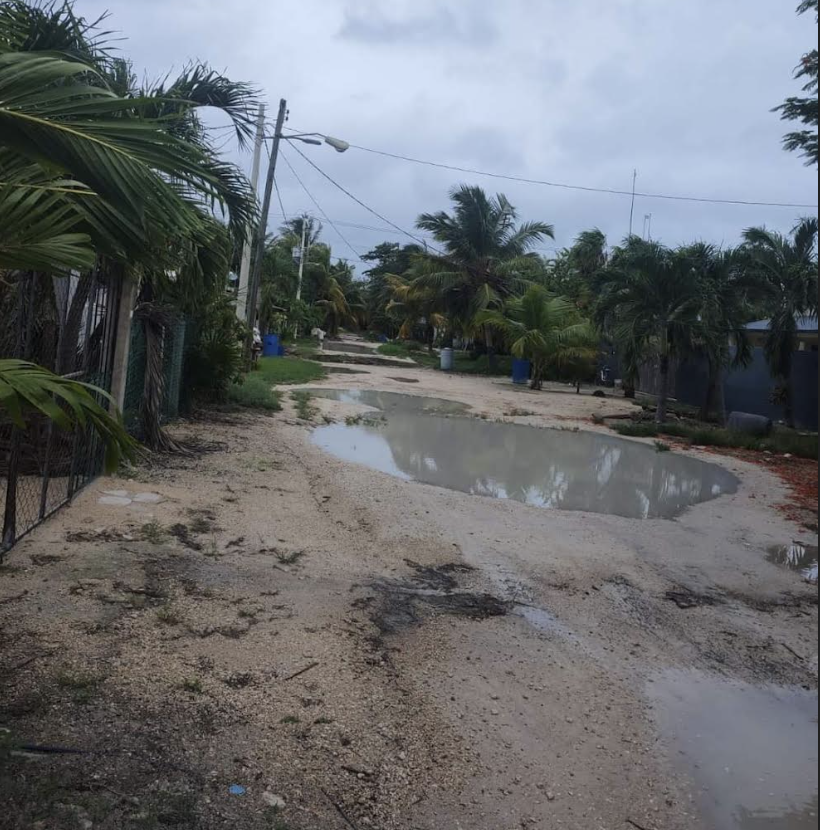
xmin=339 ymin=4 xmax=496 ymax=47
xmin=76 ymin=0 xmax=818 ymax=268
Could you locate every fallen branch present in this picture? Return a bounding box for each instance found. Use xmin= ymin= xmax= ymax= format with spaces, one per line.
xmin=0 ymin=591 xmax=28 ymax=606
xmin=321 ymin=789 xmax=359 ymax=829
xmin=6 ymin=650 xmax=57 ymax=675
xmin=782 ymin=642 xmax=806 ymax=662
xmin=284 ymin=662 xmax=320 ymax=683
xmin=627 ymin=819 xmax=654 ymax=830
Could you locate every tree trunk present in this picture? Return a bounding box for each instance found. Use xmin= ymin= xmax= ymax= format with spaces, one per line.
xmin=57 ymin=270 xmax=94 ymax=375
xmin=783 ymin=379 xmax=796 ymax=430
xmin=623 ymin=384 xmax=637 ymax=400
xmin=576 ymin=381 xmax=582 ymax=394
xmin=700 ymin=365 xmax=717 ymax=423
xmin=656 ymin=354 xmax=670 ymax=424
xmin=484 ymin=325 xmax=496 ymax=372
xmin=530 ymin=360 xmax=542 ymax=391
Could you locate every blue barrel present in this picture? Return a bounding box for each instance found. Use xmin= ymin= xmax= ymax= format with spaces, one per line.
xmin=278 ymin=344 xmax=286 ymax=357
xmin=440 ymin=348 xmax=455 ymax=371
xmin=512 ymin=358 xmax=531 ymax=385
xmin=263 ymin=334 xmax=281 ymax=358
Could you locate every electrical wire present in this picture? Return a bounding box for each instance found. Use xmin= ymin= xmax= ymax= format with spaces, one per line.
xmin=287 ymin=143 xmax=442 ymax=253
xmin=274 ymin=176 xmax=288 ymax=225
xmin=346 ymin=143 xmax=819 ymax=211
xmin=280 ymin=148 xmax=366 ymax=263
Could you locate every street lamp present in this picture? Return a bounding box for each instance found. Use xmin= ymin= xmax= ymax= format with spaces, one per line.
xmin=244 ymin=100 xmax=349 ymax=333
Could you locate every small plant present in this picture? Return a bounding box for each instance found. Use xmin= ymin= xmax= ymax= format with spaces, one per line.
xmin=181 ymin=677 xmax=204 ymax=695
xmin=227 ymin=375 xmax=283 ymax=411
xmin=276 ymin=549 xmax=307 ymax=567
xmin=280 ymin=715 xmax=301 ymax=725
xmin=314 ymin=717 xmax=335 ymax=726
xmin=204 ymin=539 xmax=221 ymax=559
xmin=655 ymin=441 xmax=672 ymax=453
xmin=142 ymin=520 xmax=168 ymax=544
xmin=156 ymin=605 xmax=183 ymax=626
xmin=238 ymin=608 xmax=258 ymax=620
xmin=55 ymin=670 xmax=103 ymax=704
xmin=291 ymin=391 xmax=318 ymax=421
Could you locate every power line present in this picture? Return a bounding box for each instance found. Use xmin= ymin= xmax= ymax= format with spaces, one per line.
xmin=287 ymin=143 xmax=442 ymax=253
xmin=280 ymin=148 xmax=365 ymax=263
xmin=274 ymin=176 xmax=288 ymax=225
xmin=347 ymin=143 xmax=819 ymax=211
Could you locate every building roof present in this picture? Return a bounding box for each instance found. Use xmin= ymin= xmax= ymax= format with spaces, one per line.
xmin=746 ymin=315 xmax=819 ymax=333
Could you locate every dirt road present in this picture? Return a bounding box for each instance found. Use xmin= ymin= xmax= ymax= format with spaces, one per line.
xmin=0 ymin=364 xmax=817 ymax=830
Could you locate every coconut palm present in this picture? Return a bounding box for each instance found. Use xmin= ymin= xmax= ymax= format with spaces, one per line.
xmin=595 ymin=238 xmax=703 ymax=423
xmin=478 ymin=286 xmax=599 ymax=391
xmin=742 ymin=218 xmax=819 ymax=427
xmin=412 ymin=185 xmax=554 ymax=364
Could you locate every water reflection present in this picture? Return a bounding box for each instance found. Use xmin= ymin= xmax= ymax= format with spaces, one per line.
xmin=313 ymin=413 xmax=739 ymax=520
xmin=767 ymin=544 xmax=819 ymax=585
xmin=649 ymin=670 xmax=819 ymax=830
xmin=307 ymin=388 xmax=470 ymax=416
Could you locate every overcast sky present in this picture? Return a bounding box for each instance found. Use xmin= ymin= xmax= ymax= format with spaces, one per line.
xmin=82 ymin=0 xmax=818 ymax=270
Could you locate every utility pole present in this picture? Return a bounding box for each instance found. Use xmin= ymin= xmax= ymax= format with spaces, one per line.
xmin=629 ymin=169 xmax=638 ymax=237
xmin=246 ymin=98 xmax=288 ymax=333
xmin=236 ymin=104 xmax=266 ymax=322
xmin=296 ymin=220 xmax=308 ymax=302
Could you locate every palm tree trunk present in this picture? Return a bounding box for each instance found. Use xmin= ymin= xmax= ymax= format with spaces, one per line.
xmin=656 ymin=354 xmax=670 ymax=424
xmin=783 ymin=379 xmax=796 ymax=430
xmin=530 ymin=359 xmax=543 ymax=391
xmin=484 ymin=325 xmax=496 ymax=372
xmin=700 ymin=362 xmax=721 ymax=423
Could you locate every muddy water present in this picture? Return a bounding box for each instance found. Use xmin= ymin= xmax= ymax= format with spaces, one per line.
xmin=649 ymin=671 xmax=819 ymax=830
xmin=312 ymin=406 xmax=739 ymax=519
xmin=307 ymin=388 xmax=471 ymax=416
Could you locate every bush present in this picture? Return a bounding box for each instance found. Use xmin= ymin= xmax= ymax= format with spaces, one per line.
xmin=227 ymin=375 xmax=282 ymax=411
xmin=613 ymin=421 xmax=818 ymax=459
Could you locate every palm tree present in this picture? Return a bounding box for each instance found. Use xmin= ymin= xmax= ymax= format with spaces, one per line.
xmin=0 ymin=2 xmax=258 ymax=453
xmin=412 ymin=185 xmax=554 ymax=365
xmin=684 ymin=245 xmax=754 ymax=424
xmin=742 ymin=218 xmax=819 ymax=427
xmin=595 ymin=238 xmax=703 ymax=423
xmin=478 ymin=286 xmax=599 ymax=391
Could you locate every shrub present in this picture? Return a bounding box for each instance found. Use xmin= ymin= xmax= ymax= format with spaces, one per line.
xmin=227 ymin=376 xmax=282 ymax=411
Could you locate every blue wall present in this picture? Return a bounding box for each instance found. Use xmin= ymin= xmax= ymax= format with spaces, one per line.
xmin=676 ymin=348 xmax=818 ymax=430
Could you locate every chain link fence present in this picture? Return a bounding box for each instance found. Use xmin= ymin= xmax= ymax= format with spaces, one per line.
xmin=1 ymin=271 xmax=122 ymax=554
xmin=123 ymin=318 xmax=188 ymax=438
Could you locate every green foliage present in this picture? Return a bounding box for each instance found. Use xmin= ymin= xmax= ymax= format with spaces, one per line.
xmin=594 ymin=238 xmax=705 ymax=422
xmin=478 ymin=286 xmax=599 ymax=390
xmin=774 ymin=0 xmax=819 ymax=165
xmin=412 ymin=185 xmax=555 ymax=335
xmin=613 ymin=421 xmax=818 ymax=459
xmin=0 ymin=359 xmax=136 ymax=471
xmin=291 ymin=391 xmax=317 ymax=421
xmin=742 ymin=219 xmax=819 ymax=426
xmin=227 ymin=375 xmax=282 ymax=411
xmin=256 ymin=357 xmax=327 ymax=385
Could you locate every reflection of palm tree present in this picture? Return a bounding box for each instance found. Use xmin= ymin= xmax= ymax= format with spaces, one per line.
xmin=370 ymin=416 xmax=736 ymax=519
xmin=736 ymin=794 xmax=819 ymax=829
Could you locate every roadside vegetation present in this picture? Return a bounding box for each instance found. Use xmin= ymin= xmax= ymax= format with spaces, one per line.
xmin=614 ymin=422 xmax=819 ymax=460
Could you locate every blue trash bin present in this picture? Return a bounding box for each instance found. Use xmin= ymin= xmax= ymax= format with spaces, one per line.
xmin=512 ymin=358 xmax=531 ymax=385
xmin=278 ymin=344 xmax=286 ymax=357
xmin=263 ymin=334 xmax=281 ymax=358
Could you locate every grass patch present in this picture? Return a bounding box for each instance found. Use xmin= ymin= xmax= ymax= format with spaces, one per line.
xmin=227 ymin=375 xmax=283 ymax=411
xmin=280 ymin=715 xmax=301 ymax=725
xmin=257 ymin=356 xmax=327 ymax=385
xmin=450 ymin=353 xmax=514 ymax=377
xmin=55 ymin=670 xmax=103 ymax=705
xmin=613 ymin=421 xmax=819 ymax=459
xmin=291 ymin=391 xmax=318 ymax=421
xmin=378 ymin=341 xmax=424 ymax=358
xmin=141 ymin=521 xmax=168 ymax=545
xmin=181 ymin=677 xmax=204 ymax=695
xmin=156 ymin=605 xmax=183 ymax=626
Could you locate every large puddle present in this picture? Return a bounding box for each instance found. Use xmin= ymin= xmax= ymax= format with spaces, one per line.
xmin=650 ymin=671 xmax=819 ymax=830
xmin=310 ymin=391 xmax=738 ymax=519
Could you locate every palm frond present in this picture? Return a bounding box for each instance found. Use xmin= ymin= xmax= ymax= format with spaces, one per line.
xmin=0 ymin=358 xmax=136 ymax=472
